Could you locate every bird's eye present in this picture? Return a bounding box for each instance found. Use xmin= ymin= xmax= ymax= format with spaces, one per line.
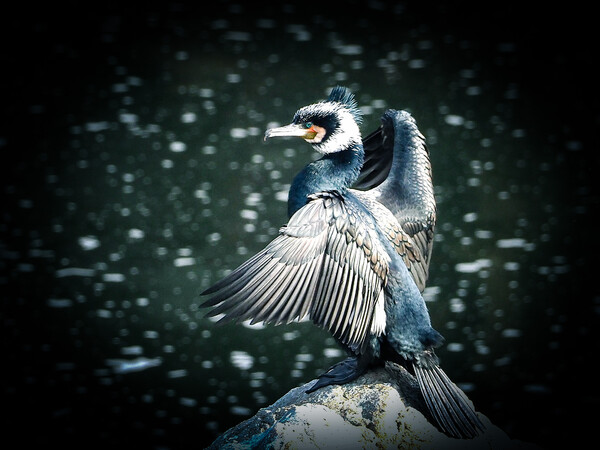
xmin=304 ymin=122 xmax=313 ymax=129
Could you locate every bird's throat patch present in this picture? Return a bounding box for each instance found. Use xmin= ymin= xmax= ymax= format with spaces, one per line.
xmin=304 ymin=124 xmax=326 ymax=143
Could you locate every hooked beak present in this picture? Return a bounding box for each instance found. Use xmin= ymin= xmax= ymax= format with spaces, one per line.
xmin=264 ymin=123 xmax=317 ymax=141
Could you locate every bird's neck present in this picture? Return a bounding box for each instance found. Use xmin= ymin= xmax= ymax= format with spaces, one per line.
xmin=288 ymin=144 xmax=364 ymax=217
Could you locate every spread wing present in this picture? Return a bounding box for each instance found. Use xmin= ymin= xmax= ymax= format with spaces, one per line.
xmin=201 ymin=191 xmax=389 ymax=353
xmin=350 ymin=190 xmax=428 ymax=292
xmin=354 ymin=109 xmax=436 ymax=290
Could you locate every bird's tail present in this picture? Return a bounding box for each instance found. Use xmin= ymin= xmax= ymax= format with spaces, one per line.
xmin=413 ymin=351 xmax=485 ymax=439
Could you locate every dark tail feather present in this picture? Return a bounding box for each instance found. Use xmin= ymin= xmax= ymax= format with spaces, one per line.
xmin=413 ymin=355 xmax=485 ymax=439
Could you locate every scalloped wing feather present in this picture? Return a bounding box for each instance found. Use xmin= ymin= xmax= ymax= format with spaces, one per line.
xmin=201 ymin=191 xmax=389 ymax=353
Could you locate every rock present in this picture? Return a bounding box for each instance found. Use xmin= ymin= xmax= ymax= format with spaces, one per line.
xmin=207 ymin=362 xmax=538 ymax=449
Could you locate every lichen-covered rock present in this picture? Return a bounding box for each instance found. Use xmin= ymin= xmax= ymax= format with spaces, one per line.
xmin=207 ymin=363 xmax=537 ymax=449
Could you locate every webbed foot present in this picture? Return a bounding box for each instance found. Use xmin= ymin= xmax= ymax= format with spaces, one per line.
xmin=306 ymin=357 xmax=368 ymax=393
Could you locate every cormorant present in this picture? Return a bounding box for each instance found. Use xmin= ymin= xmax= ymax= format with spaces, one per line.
xmin=201 ymin=86 xmax=484 ymax=439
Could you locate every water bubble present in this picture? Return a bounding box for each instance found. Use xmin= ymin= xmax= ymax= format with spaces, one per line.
xmin=245 ymin=192 xmax=263 ymax=207
xmin=223 ymin=31 xmax=252 ymax=42
xmin=286 ymin=24 xmax=311 ymax=42
xmin=181 ymin=112 xmax=197 ymax=123
xmin=102 ymin=273 xmax=126 ymax=282
xmin=128 ymin=228 xmax=145 ymax=239
xmin=167 ymin=369 xmax=188 ymax=378
xmin=474 ymin=230 xmax=493 ymax=239
xmin=169 ymin=141 xmax=187 ymax=152
xmin=47 ymin=298 xmax=73 ymax=308
xmin=199 ymin=88 xmax=214 ymax=98
xmin=230 ymin=406 xmax=252 ymax=416
xmin=174 ymin=257 xmax=195 ymax=267
xmin=78 ymin=236 xmax=100 ymax=250
xmin=446 ymin=342 xmax=464 ymax=352
xmin=121 ymin=346 xmax=143 ymax=356
xmin=230 ymin=128 xmax=248 ymax=138
xmin=335 ymin=44 xmax=363 ymax=55
xmin=240 ymin=209 xmax=258 ymax=220
xmin=174 ymin=51 xmax=189 ymax=61
xmin=296 ymin=353 xmax=314 ymax=362
xmin=458 ymin=382 xmax=475 ymax=392
xmin=119 ymin=113 xmax=138 ymax=124
xmin=230 ymin=351 xmax=254 ymax=370
xmin=463 ymin=212 xmax=478 ymax=223
xmin=180 ymin=398 xmax=197 ymax=407
xmin=475 ymin=342 xmax=491 ymax=355
xmin=496 ymin=238 xmax=533 ymax=249
xmin=455 ymin=259 xmax=492 ymax=273
xmin=324 ymin=348 xmax=343 ymax=358
xmin=494 ymin=356 xmax=512 ymax=366
xmin=502 ymin=329 xmax=523 ymax=338
xmin=423 ymin=285 xmax=441 ymax=302
xmin=143 ymin=330 xmax=159 ymax=339
xmin=408 ymin=59 xmax=426 ymax=69
xmin=206 ymin=232 xmax=221 ymax=244
xmin=445 ymin=114 xmax=465 ymax=126
xmin=282 ymin=331 xmax=300 ymax=341
xmin=85 ymin=121 xmax=110 ymax=132
xmin=55 ymin=267 xmax=96 ymax=278
xmin=449 ymin=298 xmax=466 ymax=313
xmin=275 ymin=190 xmax=288 ymax=202
xmin=106 ymin=357 xmax=162 ymax=374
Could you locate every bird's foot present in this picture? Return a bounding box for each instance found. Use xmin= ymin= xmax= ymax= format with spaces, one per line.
xmin=306 ymin=357 xmax=368 ymax=393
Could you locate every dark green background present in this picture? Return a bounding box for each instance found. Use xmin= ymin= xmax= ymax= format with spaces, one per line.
xmin=2 ymin=1 xmax=597 ymax=448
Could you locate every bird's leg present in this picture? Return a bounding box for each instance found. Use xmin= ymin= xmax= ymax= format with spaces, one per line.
xmin=306 ymin=353 xmax=372 ymax=393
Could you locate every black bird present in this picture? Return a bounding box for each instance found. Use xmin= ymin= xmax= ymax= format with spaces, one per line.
xmin=201 ymin=87 xmax=484 ymax=439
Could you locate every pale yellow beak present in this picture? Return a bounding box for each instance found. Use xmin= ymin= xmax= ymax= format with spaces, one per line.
xmin=264 ymin=123 xmax=317 ymax=141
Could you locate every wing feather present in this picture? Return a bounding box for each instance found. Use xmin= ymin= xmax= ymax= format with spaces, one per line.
xmin=249 ymin=262 xmax=303 ymax=323
xmin=201 ymin=191 xmax=389 ymax=351
xmin=209 ymin=258 xmax=282 ymax=319
xmin=353 ymin=109 xmax=436 ymax=292
xmin=268 ymin=259 xmax=314 ymax=324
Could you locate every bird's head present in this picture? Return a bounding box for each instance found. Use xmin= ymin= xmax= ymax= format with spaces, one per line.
xmin=264 ymin=86 xmax=363 ymax=154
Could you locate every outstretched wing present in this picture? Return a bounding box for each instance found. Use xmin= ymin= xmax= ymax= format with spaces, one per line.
xmin=350 ymin=190 xmax=428 ymax=292
xmin=201 ymin=191 xmax=389 ymax=353
xmin=354 ymin=109 xmax=436 ymax=290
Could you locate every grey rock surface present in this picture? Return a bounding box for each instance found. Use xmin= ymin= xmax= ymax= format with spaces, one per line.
xmin=207 ymin=363 xmax=538 ymax=449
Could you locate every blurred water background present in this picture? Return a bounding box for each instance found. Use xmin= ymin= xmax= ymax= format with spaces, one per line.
xmin=2 ymin=2 xmax=598 ymax=448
